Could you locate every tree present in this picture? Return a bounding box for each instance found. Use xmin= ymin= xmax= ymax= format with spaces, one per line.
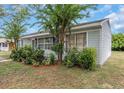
xmin=1 ymin=5 xmax=29 ymax=49
xmin=30 ymin=4 xmax=96 ymax=63
xmin=112 ymin=33 xmax=124 ymax=51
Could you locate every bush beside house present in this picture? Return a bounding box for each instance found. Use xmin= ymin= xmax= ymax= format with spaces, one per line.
xmin=78 ymin=48 xmax=96 ymax=70
xmin=64 ymin=48 xmax=97 ymax=71
xmin=10 ymin=45 xmax=97 ymax=71
xmin=112 ymin=33 xmax=124 ymax=51
xmin=10 ymin=45 xmax=56 ymax=66
xmin=64 ymin=48 xmax=79 ymax=68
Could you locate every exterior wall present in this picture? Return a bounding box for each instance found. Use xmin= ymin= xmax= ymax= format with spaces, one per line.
xmin=0 ymin=44 xmax=9 ymax=51
xmin=87 ymin=30 xmax=100 ymax=64
xmin=0 ymin=38 xmax=9 ymax=51
xmin=19 ymin=19 xmax=111 ymax=65
xmin=100 ymin=21 xmax=111 ymax=65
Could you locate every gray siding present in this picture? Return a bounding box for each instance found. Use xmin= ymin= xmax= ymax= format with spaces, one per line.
xmin=100 ymin=21 xmax=111 ymax=65
xmin=87 ymin=30 xmax=100 ymax=64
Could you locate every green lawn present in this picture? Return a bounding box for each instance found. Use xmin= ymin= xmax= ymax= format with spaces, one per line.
xmin=0 ymin=51 xmax=124 ymax=88
xmin=0 ymin=51 xmax=11 ymax=59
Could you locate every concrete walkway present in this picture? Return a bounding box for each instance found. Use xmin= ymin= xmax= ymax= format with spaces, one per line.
xmin=0 ymin=57 xmax=11 ymax=62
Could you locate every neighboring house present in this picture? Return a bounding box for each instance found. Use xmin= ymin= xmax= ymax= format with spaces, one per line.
xmin=19 ymin=19 xmax=112 ymax=65
xmin=0 ymin=37 xmax=10 ymax=51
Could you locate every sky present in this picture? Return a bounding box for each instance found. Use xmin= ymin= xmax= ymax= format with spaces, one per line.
xmin=80 ymin=4 xmax=124 ymax=34
xmin=0 ymin=4 xmax=124 ymax=36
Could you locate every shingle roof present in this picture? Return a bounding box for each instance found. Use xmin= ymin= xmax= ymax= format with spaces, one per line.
xmin=21 ymin=18 xmax=109 ymax=38
xmin=22 ymin=30 xmax=49 ymax=37
xmin=72 ymin=18 xmax=109 ymax=27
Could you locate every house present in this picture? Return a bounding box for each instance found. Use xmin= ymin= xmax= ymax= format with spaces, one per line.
xmin=0 ymin=37 xmax=10 ymax=51
xmin=19 ymin=19 xmax=112 ymax=65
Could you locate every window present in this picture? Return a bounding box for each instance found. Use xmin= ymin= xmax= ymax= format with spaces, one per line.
xmin=66 ymin=32 xmax=86 ymax=50
xmin=4 ymin=43 xmax=7 ymax=47
xmin=37 ymin=37 xmax=53 ymax=49
xmin=2 ymin=43 xmax=7 ymax=47
xmin=38 ymin=38 xmax=44 ymax=43
xmin=76 ymin=33 xmax=86 ymax=49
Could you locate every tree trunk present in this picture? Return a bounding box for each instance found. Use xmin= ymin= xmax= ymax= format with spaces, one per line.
xmin=13 ymin=39 xmax=16 ymax=49
xmin=58 ymin=30 xmax=65 ymax=63
xmin=14 ymin=39 xmax=18 ymax=49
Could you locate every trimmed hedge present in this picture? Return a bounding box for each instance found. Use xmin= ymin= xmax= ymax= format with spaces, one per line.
xmin=64 ymin=48 xmax=79 ymax=68
xmin=10 ymin=45 xmax=34 ymax=64
xmin=32 ymin=49 xmax=45 ymax=65
xmin=10 ymin=45 xmax=56 ymax=66
xmin=10 ymin=48 xmax=20 ymax=62
xmin=78 ymin=48 xmax=96 ymax=70
xmin=64 ymin=48 xmax=97 ymax=70
xmin=112 ymin=33 xmax=124 ymax=51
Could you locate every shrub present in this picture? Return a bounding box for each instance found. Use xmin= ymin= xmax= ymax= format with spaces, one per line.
xmin=78 ymin=48 xmax=96 ymax=70
xmin=32 ymin=49 xmax=44 ymax=65
xmin=32 ymin=60 xmax=39 ymax=66
xmin=41 ymin=53 xmax=55 ymax=65
xmin=25 ymin=57 xmax=33 ymax=64
xmin=64 ymin=48 xmax=79 ymax=68
xmin=20 ymin=45 xmax=33 ymax=64
xmin=10 ymin=48 xmax=19 ymax=61
xmin=10 ymin=45 xmax=33 ymax=64
xmin=51 ymin=43 xmax=63 ymax=54
xmin=42 ymin=58 xmax=51 ymax=65
xmin=112 ymin=33 xmax=124 ymax=51
xmin=49 ymin=53 xmax=55 ymax=64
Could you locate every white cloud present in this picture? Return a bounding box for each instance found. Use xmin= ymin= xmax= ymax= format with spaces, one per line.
xmin=119 ymin=5 xmax=124 ymax=12
xmin=90 ymin=5 xmax=112 ymax=16
xmin=99 ymin=5 xmax=112 ymax=12
xmin=105 ymin=11 xmax=124 ymax=33
xmin=114 ymin=25 xmax=124 ymax=29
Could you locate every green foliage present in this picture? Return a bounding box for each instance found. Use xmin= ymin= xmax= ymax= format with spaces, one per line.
xmin=42 ymin=53 xmax=56 ymax=65
xmin=10 ymin=45 xmax=57 ymax=66
xmin=78 ymin=48 xmax=96 ymax=70
xmin=49 ymin=53 xmax=55 ymax=64
xmin=32 ymin=49 xmax=45 ymax=66
xmin=42 ymin=58 xmax=51 ymax=66
xmin=10 ymin=45 xmax=33 ymax=64
xmin=1 ymin=6 xmax=29 ymax=48
xmin=52 ymin=43 xmax=63 ymax=54
xmin=10 ymin=48 xmax=20 ymax=61
xmin=25 ymin=57 xmax=33 ymax=65
xmin=20 ymin=45 xmax=33 ymax=64
xmin=112 ymin=33 xmax=124 ymax=51
xmin=64 ymin=48 xmax=96 ymax=70
xmin=32 ymin=60 xmax=39 ymax=66
xmin=31 ymin=5 xmax=96 ymax=35
xmin=31 ymin=5 xmax=96 ymax=62
xmin=64 ymin=48 xmax=79 ymax=68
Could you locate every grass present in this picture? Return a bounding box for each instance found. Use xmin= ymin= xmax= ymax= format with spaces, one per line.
xmin=0 ymin=51 xmax=124 ymax=88
xmin=0 ymin=51 xmax=11 ymax=59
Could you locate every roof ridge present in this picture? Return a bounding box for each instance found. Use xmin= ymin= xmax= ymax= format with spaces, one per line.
xmin=22 ymin=18 xmax=109 ymax=37
xmin=72 ymin=18 xmax=109 ymax=27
